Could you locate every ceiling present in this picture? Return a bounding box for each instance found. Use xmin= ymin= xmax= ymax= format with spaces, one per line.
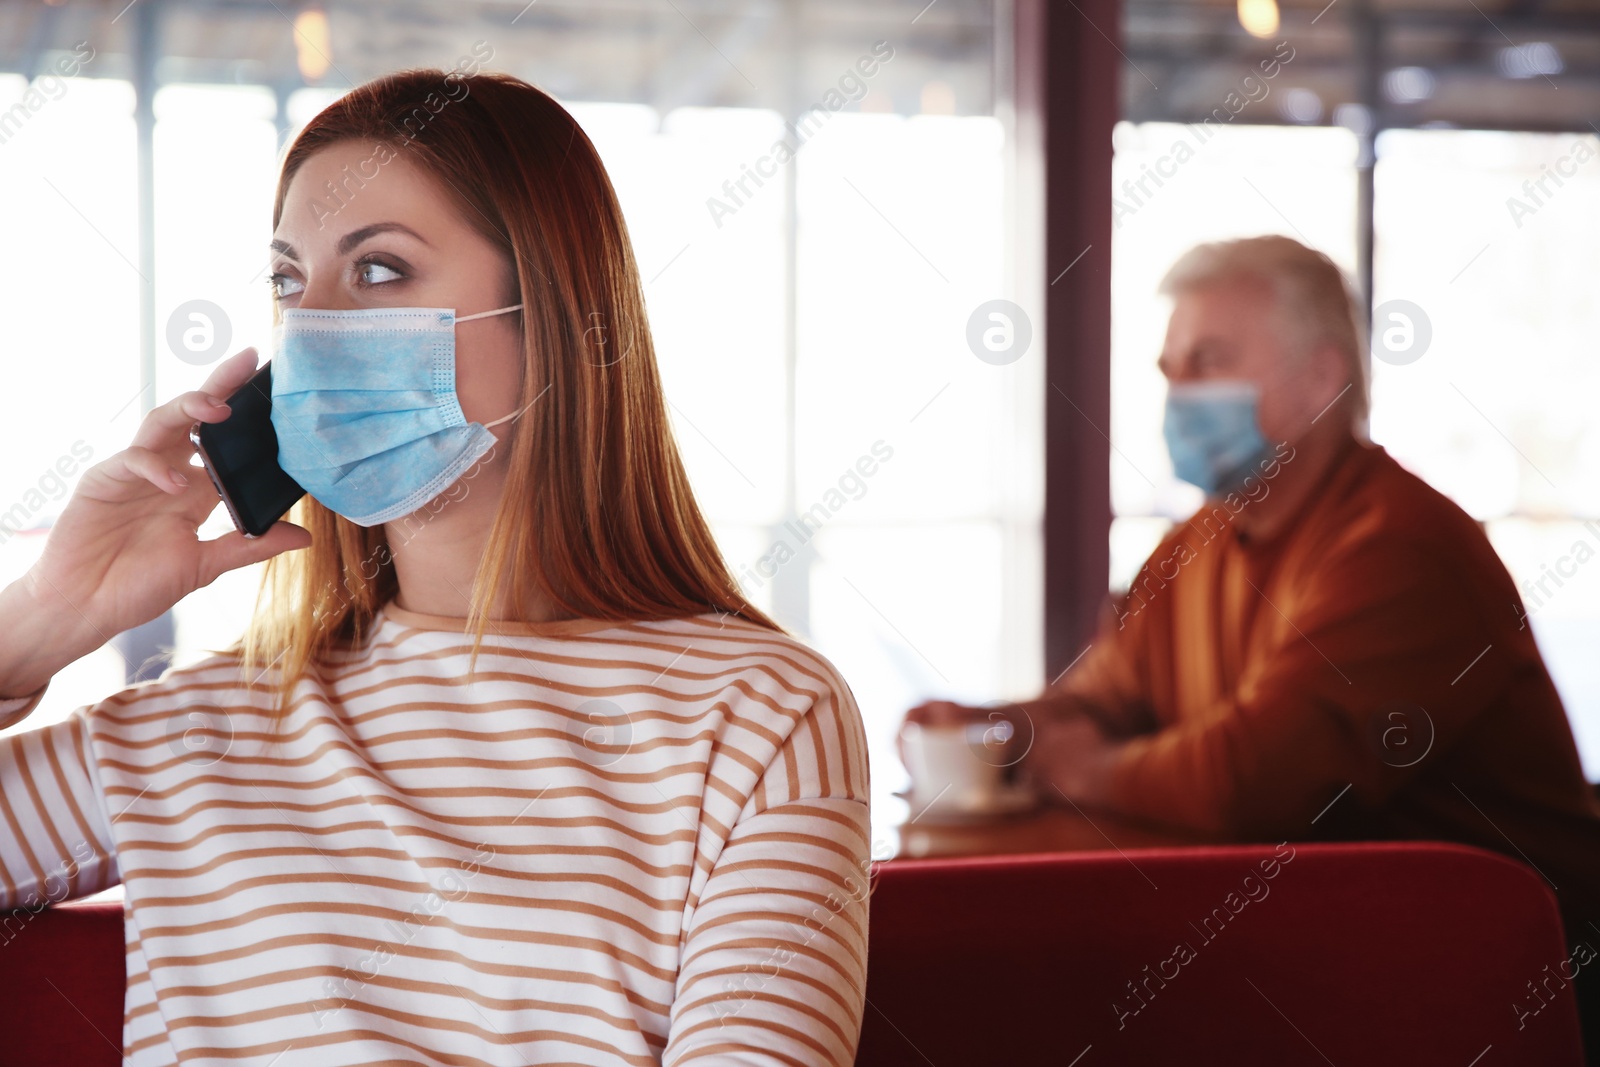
xmin=0 ymin=0 xmax=999 ymax=117
xmin=1125 ymin=0 xmax=1600 ymax=134
xmin=3 ymin=0 xmax=1594 ymax=133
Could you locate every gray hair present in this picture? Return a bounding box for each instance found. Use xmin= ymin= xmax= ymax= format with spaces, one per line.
xmin=1158 ymin=235 xmax=1370 ymax=432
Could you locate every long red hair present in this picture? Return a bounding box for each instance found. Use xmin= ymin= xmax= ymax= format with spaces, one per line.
xmin=238 ymin=68 xmax=783 ymax=709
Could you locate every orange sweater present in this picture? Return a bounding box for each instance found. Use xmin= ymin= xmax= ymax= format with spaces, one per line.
xmin=1063 ymin=436 xmax=1600 ymax=938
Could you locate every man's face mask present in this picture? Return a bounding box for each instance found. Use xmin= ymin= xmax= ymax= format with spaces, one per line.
xmin=1162 ymin=380 xmax=1273 ymax=496
xmin=269 ymin=302 xmax=531 ymax=527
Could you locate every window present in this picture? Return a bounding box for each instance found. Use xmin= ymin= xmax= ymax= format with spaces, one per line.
xmin=1110 ymin=118 xmax=1600 ymax=778
xmin=1110 ymin=120 xmax=1359 ymax=585
xmin=1373 ymin=128 xmax=1600 ymax=777
xmin=0 ymin=3 xmax=1030 ymax=851
xmin=0 ymin=73 xmax=140 ymax=722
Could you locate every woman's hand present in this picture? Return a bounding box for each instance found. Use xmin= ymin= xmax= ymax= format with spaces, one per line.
xmin=0 ymin=348 xmax=312 ymax=697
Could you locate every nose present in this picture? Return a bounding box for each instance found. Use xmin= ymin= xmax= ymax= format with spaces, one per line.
xmin=1158 ymin=353 xmax=1195 ymax=384
xmin=296 ymin=268 xmax=360 ymax=312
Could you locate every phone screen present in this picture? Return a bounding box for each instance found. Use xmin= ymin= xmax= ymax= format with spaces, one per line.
xmin=191 ymin=361 xmax=306 ymax=538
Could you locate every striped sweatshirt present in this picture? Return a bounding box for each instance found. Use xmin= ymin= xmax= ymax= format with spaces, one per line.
xmin=0 ymin=602 xmax=872 ymax=1066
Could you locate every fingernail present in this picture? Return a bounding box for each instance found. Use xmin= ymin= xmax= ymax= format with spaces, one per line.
xmin=172 ymin=471 xmax=189 ymax=487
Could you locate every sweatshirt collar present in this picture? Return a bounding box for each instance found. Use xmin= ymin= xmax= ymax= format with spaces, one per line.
xmin=380 ymin=601 xmax=626 ymax=638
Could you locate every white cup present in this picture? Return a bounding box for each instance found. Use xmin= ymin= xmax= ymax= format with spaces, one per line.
xmin=900 ymin=718 xmax=1024 ymax=812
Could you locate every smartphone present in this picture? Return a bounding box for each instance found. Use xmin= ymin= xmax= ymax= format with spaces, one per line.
xmin=189 ymin=361 xmax=306 ymax=538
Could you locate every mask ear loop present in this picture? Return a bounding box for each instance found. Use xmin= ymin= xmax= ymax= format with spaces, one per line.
xmin=483 ymin=396 xmax=537 ymax=429
xmin=457 ymin=303 xmax=531 ymax=428
xmin=456 ymin=303 xmax=524 ymax=322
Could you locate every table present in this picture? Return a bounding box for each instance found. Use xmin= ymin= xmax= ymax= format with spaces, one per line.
xmin=883 ymin=795 xmax=1215 ymax=860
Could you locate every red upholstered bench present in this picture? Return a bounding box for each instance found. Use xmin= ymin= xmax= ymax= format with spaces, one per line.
xmin=4 ymin=842 xmax=1584 ymax=1065
xmin=857 ymin=840 xmax=1585 ymax=1066
xmin=3 ymin=897 xmax=125 ymax=1064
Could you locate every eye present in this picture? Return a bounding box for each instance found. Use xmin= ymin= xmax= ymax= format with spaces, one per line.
xmin=356 ymin=257 xmax=405 ymax=286
xmin=1194 ymin=345 xmax=1230 ymax=374
xmin=268 ymin=272 xmax=304 ymax=300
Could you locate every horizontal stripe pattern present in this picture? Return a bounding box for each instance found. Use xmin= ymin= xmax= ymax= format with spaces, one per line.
xmin=0 ymin=608 xmax=871 ymax=1065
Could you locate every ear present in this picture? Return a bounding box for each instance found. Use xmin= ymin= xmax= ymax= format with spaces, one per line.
xmin=1308 ymin=340 xmax=1350 ymax=407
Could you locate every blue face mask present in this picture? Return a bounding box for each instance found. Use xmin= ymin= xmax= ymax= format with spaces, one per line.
xmin=270 ymin=303 xmax=531 ymax=527
xmin=1162 ymin=380 xmax=1273 ymax=495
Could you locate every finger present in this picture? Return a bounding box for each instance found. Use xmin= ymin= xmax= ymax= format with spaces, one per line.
xmin=198 ymin=347 xmax=261 ymax=401
xmin=130 ymin=388 xmax=235 ymax=454
xmin=196 ymin=521 xmax=312 ymax=587
xmin=894 ymin=717 xmax=923 ymax=771
xmin=93 ymin=445 xmax=192 ymax=497
xmin=903 ymin=701 xmax=953 ymax=727
xmin=128 ymin=347 xmax=257 ymax=456
xmin=983 ymin=703 xmax=1027 ymax=729
xmin=918 ymin=701 xmax=971 ymax=727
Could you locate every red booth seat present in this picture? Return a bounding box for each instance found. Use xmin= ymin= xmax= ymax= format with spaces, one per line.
xmin=3 ymin=842 xmax=1584 ymax=1065
xmin=857 ymin=841 xmax=1585 ymax=1065
xmin=4 ymin=896 xmax=124 ymax=1064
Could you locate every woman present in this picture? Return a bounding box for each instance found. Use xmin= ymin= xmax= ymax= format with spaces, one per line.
xmin=0 ymin=69 xmax=871 ymax=1066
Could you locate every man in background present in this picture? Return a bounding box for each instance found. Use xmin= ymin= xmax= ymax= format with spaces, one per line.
xmin=904 ymin=234 xmax=1600 ymax=1052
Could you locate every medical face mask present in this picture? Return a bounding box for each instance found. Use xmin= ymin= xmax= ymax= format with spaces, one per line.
xmin=270 ymin=303 xmax=531 ymax=527
xmin=1162 ymin=380 xmax=1273 ymax=495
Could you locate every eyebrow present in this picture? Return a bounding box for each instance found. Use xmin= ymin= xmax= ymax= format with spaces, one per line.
xmin=1157 ymin=338 xmax=1230 ymax=372
xmin=269 ymin=221 xmax=430 ymax=262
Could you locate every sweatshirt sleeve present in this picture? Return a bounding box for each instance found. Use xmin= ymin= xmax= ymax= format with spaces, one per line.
xmin=1045 ymin=560 xmax=1164 ymax=739
xmin=661 ymin=669 xmax=872 ymax=1066
xmin=1104 ymin=531 xmax=1514 ymax=839
xmin=0 ymin=682 xmax=50 ymax=732
xmin=0 ymin=704 xmax=121 ymax=913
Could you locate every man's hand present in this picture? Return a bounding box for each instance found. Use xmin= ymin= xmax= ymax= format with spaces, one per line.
xmin=901 ymin=700 xmax=988 ymax=729
xmin=897 ymin=695 xmax=1129 ymax=808
xmin=1029 ymin=714 xmax=1126 ymax=809
xmin=897 ymin=700 xmax=1031 ymax=774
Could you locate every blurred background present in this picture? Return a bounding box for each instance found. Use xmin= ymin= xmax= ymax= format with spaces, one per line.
xmin=1 ymin=0 xmax=1598 ymax=854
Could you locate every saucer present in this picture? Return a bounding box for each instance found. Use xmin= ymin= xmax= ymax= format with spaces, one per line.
xmin=893 ymin=782 xmax=1040 ymax=823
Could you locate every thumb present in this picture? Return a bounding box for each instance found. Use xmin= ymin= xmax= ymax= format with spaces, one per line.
xmin=198 ymin=522 xmax=313 ymax=585
xmin=910 ymin=700 xmax=966 ymax=727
